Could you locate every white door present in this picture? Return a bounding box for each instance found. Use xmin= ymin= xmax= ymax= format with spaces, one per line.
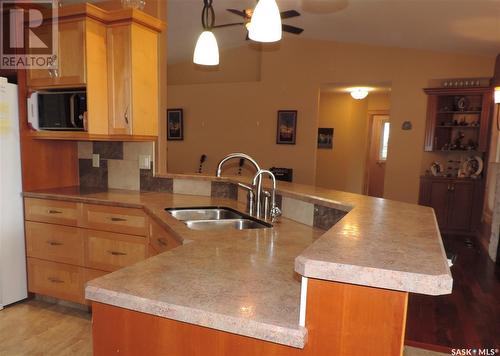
xmin=0 ymin=77 xmax=27 ymax=308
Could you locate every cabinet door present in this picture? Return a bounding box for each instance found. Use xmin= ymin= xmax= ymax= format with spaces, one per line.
xmin=107 ymin=25 xmax=132 ymax=135
xmin=27 ymin=21 xmax=86 ymax=88
xmin=428 ymin=181 xmax=450 ymax=230
xmin=447 ymin=181 xmax=475 ymax=231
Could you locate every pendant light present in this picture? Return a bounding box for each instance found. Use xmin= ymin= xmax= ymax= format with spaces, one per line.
xmin=495 ymin=87 xmax=500 ymax=104
xmin=248 ymin=0 xmax=282 ymax=43
xmin=193 ymin=0 xmax=219 ymax=66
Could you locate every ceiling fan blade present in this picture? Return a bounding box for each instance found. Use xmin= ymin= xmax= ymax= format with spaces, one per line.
xmin=282 ymin=24 xmax=304 ymax=35
xmin=226 ymin=8 xmax=247 ymax=18
xmin=280 ymin=10 xmax=300 ymax=19
xmin=213 ymin=22 xmax=245 ymax=29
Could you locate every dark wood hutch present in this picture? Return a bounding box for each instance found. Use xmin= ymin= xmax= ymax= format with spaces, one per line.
xmin=419 ymin=85 xmax=493 ymax=234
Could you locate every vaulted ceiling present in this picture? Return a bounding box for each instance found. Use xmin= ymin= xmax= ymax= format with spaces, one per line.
xmin=167 ymin=0 xmax=500 ymax=63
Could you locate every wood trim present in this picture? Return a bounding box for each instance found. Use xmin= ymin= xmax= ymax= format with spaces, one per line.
xmin=27 ymin=131 xmax=157 ymax=142
xmin=423 ymin=87 xmax=492 ymax=95
xmin=40 ymin=3 xmax=165 ymax=32
xmin=424 ymin=95 xmax=438 ymax=151
xmin=91 ymin=279 xmax=408 ymax=356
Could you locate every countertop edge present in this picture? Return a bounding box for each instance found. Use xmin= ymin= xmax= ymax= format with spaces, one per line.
xmin=295 ymin=255 xmax=453 ymax=295
xmin=85 ymin=285 xmax=307 ymax=349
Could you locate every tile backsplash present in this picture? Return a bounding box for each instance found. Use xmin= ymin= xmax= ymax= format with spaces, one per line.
xmin=78 ymin=141 xmax=153 ymax=191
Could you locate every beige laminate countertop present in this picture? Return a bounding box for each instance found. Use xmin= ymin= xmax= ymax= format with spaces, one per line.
xmin=24 ymin=187 xmax=322 ymax=348
xmin=24 ymin=179 xmax=452 ymax=348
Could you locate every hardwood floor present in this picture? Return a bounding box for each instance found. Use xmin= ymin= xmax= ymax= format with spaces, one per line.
xmin=0 ymin=299 xmax=444 ymax=356
xmin=406 ymin=234 xmax=500 ymax=351
xmin=0 ymin=299 xmax=92 ymax=356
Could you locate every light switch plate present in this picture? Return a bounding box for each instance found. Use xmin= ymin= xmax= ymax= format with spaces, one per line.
xmin=138 ymin=155 xmax=151 ymax=170
xmin=92 ymin=154 xmax=100 ymax=168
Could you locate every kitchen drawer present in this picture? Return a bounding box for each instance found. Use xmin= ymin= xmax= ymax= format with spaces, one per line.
xmin=27 ymin=258 xmax=85 ymax=304
xmin=25 ymin=221 xmax=85 ymax=266
xmin=83 ymin=204 xmax=148 ymax=236
xmin=149 ymin=219 xmax=181 ymax=254
xmin=85 ymin=230 xmax=147 ymax=272
xmin=24 ymin=198 xmax=80 ymax=226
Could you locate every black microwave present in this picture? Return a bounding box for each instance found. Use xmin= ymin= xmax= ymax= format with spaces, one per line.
xmin=27 ymin=90 xmax=87 ymax=131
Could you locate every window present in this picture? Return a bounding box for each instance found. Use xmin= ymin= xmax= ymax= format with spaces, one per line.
xmin=379 ymin=121 xmax=390 ymax=161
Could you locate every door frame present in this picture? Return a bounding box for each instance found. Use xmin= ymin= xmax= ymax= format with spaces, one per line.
xmin=363 ymin=110 xmax=390 ymax=195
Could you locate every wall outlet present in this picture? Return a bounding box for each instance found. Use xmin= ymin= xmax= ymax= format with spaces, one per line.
xmin=92 ymin=154 xmax=100 ymax=168
xmin=138 ymin=154 xmax=151 ymax=170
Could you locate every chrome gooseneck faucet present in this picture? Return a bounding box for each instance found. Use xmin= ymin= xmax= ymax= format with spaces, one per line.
xmin=252 ymin=169 xmax=281 ymax=222
xmin=215 ymin=153 xmax=281 ymax=222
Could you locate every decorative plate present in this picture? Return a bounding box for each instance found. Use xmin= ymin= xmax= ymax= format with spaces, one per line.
xmin=430 ymin=161 xmax=443 ymax=176
xmin=461 ymin=156 xmax=483 ymax=177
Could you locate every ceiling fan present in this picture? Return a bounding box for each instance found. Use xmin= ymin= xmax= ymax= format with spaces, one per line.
xmin=213 ymin=7 xmax=304 ymax=39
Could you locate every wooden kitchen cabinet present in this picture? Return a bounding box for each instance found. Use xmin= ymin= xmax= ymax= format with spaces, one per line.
xmin=419 ymin=176 xmax=482 ymax=233
xmin=107 ymin=22 xmax=159 ymax=136
xmin=26 ymin=3 xmax=164 ymax=140
xmin=27 ymin=21 xmax=86 ymax=88
xmin=24 ymin=197 xmax=181 ymax=305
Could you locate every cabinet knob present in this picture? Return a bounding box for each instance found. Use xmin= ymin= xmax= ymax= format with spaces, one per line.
xmin=47 ymin=240 xmax=63 ymax=246
xmin=48 ymin=209 xmax=62 ymax=214
xmin=157 ymin=238 xmax=168 ymax=246
xmin=110 ymin=217 xmax=127 ymax=222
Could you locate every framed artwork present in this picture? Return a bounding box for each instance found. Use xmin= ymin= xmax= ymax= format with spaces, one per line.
xmin=167 ymin=108 xmax=183 ymax=140
xmin=276 ymin=110 xmax=297 ymax=144
xmin=317 ymin=128 xmax=334 ymax=149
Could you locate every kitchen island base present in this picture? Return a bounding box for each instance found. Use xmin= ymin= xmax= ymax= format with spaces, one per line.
xmin=91 ymin=278 xmax=408 ymax=356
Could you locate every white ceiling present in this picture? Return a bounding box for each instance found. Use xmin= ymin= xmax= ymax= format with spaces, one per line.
xmin=167 ymin=0 xmax=500 ymax=63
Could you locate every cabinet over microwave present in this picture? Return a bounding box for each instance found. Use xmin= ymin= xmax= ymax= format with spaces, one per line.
xmin=27 ymin=90 xmax=87 ymax=131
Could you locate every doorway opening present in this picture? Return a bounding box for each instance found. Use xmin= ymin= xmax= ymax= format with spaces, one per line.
xmin=364 ymin=112 xmax=390 ymax=198
xmin=314 ymin=82 xmax=391 ymax=195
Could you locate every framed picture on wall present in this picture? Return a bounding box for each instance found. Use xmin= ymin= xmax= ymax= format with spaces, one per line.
xmin=317 ymin=128 xmax=334 ymax=149
xmin=167 ymin=108 xmax=183 ymax=140
xmin=276 ymin=110 xmax=297 ymax=144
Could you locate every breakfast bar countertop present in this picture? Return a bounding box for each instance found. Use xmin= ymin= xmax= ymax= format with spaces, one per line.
xmin=24 ymin=178 xmax=452 ymax=348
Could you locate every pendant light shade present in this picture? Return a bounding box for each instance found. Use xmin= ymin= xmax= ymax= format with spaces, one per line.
xmin=248 ymin=0 xmax=282 ymax=43
xmin=495 ymin=87 xmax=500 ymax=104
xmin=193 ymin=30 xmax=219 ymax=65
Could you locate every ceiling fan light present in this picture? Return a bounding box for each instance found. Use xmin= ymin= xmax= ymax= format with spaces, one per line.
xmin=350 ymin=88 xmax=370 ymax=100
xmin=193 ymin=30 xmax=219 ymax=66
xmin=248 ymin=0 xmax=282 ymax=43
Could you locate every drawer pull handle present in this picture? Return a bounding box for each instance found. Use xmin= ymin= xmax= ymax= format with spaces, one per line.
xmin=157 ymin=238 xmax=168 ymax=246
xmin=47 ymin=241 xmax=63 ymax=246
xmin=48 ymin=210 xmax=62 ymax=214
xmin=110 ymin=217 xmax=127 ymax=222
xmin=108 ymin=250 xmax=127 ymax=256
xmin=48 ymin=277 xmax=64 ymax=284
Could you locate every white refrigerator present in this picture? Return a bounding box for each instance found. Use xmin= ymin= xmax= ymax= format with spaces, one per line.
xmin=0 ymin=76 xmax=27 ymax=309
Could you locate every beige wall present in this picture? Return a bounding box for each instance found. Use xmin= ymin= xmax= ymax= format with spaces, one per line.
xmin=315 ymin=93 xmax=391 ymax=194
xmin=167 ymin=38 xmax=494 ymax=203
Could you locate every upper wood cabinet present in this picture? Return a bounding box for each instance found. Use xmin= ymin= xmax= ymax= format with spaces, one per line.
xmin=27 ymin=20 xmax=87 ymax=88
xmin=107 ymin=22 xmax=158 ymax=136
xmin=26 ymin=3 xmax=164 ymax=140
xmin=423 ymin=87 xmax=493 ymax=153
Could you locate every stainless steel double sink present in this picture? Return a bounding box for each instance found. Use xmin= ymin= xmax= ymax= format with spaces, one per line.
xmin=165 ymin=207 xmax=272 ymax=231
